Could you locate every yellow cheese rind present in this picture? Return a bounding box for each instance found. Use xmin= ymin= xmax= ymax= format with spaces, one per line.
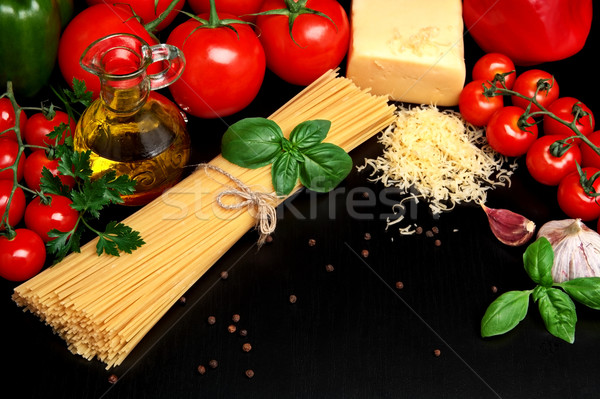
xmin=346 ymin=0 xmax=466 ymax=106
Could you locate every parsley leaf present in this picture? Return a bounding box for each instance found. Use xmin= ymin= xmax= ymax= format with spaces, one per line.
xmin=95 ymin=221 xmax=145 ymax=256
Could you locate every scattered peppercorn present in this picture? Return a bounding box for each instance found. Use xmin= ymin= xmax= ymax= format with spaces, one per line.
xmin=178 ymin=296 xmax=186 ymax=305
xmin=433 ymin=349 xmax=441 ymax=357
xmin=415 ymin=226 xmax=423 ymax=235
xmin=425 ymin=230 xmax=434 ymax=238
xmin=491 ymin=286 xmax=498 ymax=294
xmin=197 ymin=365 xmax=206 ymax=375
xmin=308 ymin=238 xmax=316 ymax=246
xmin=325 ymin=264 xmax=335 ymax=272
xmin=361 ymin=249 xmax=369 ymax=258
xmin=220 ymin=271 xmax=229 ymax=280
xmin=232 ymin=314 xmax=241 ymax=323
xmin=289 ymin=294 xmax=297 ymax=304
xmin=242 ymin=343 xmax=252 ymax=352
xmin=108 ymin=374 xmax=118 ymax=384
xmin=208 ymin=359 xmax=218 ymax=369
xmin=265 ymin=235 xmax=273 ymax=243
xmin=239 ymin=329 xmax=248 ymax=337
xmin=434 ymin=239 xmax=441 ymax=247
xmin=245 ymin=369 xmax=255 ymax=379
xmin=432 ymin=226 xmax=439 ymax=234
xmin=228 ymin=324 xmax=237 ymax=333
xmin=362 ymin=191 xmax=369 ymax=199
xmin=395 ymin=281 xmax=404 ymax=290
xmin=364 ymin=232 xmax=371 ymax=240
xmin=207 ymin=316 xmax=216 ymax=325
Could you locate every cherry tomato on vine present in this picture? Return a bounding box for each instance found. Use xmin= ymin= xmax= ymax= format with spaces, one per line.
xmin=255 ymin=0 xmax=350 ymax=86
xmin=486 ymin=106 xmax=538 ymax=157
xmin=24 ymin=194 xmax=79 ymax=243
xmin=580 ymin=131 xmax=600 ymax=169
xmin=23 ymin=150 xmax=75 ymax=192
xmin=511 ymin=69 xmax=559 ymax=113
xmin=542 ymin=97 xmax=595 ymax=142
xmin=166 ymin=13 xmax=266 ymax=118
xmin=23 ymin=110 xmax=75 ymax=148
xmin=0 ymin=97 xmax=27 ymax=142
xmin=525 ymin=135 xmax=582 ymax=186
xmin=0 ymin=180 xmax=25 ymax=230
xmin=458 ymin=80 xmax=504 ymax=126
xmin=472 ymin=53 xmax=516 ymax=89
xmin=0 ymin=228 xmax=46 ymax=281
xmin=0 ymin=138 xmax=25 ymax=181
xmin=188 ymin=0 xmax=265 ymax=22
xmin=58 ymin=4 xmax=159 ymax=98
xmin=85 ymin=0 xmax=184 ymax=32
xmin=557 ymin=167 xmax=600 ymax=221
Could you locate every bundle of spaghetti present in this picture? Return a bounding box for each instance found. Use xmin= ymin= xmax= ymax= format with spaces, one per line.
xmin=12 ymin=69 xmax=396 ymax=369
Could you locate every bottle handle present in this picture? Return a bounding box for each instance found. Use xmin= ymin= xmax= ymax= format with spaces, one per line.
xmin=147 ymin=44 xmax=186 ymax=91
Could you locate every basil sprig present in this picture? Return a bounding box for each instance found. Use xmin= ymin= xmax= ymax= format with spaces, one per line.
xmin=221 ymin=118 xmax=352 ymax=196
xmin=481 ymin=237 xmax=600 ymax=344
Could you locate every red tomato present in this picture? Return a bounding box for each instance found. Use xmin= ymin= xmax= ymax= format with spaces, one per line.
xmin=472 ymin=53 xmax=516 ymax=89
xmin=580 ymin=131 xmax=600 ymax=169
xmin=58 ymin=4 xmax=159 ymax=99
xmin=23 ymin=150 xmax=76 ymax=192
xmin=525 ymin=135 xmax=582 ymax=186
xmin=542 ymin=97 xmax=595 ymax=142
xmin=24 ymin=194 xmax=79 ymax=243
xmin=458 ymin=80 xmax=504 ymax=126
xmin=188 ymin=0 xmax=265 ymax=22
xmin=0 ymin=180 xmax=26 ymax=230
xmin=511 ymin=69 xmax=559 ymax=113
xmin=0 ymin=138 xmax=25 ymax=181
xmin=0 ymin=97 xmax=27 ymax=142
xmin=167 ymin=13 xmax=266 ymax=118
xmin=0 ymin=228 xmax=46 ymax=281
xmin=486 ymin=106 xmax=538 ymax=157
xmin=557 ymin=167 xmax=600 ymax=221
xmin=255 ymin=0 xmax=350 ymax=86
xmin=85 ymin=0 xmax=184 ymax=31
xmin=23 ymin=110 xmax=76 ymax=148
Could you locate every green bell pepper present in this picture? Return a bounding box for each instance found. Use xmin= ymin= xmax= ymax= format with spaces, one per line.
xmin=0 ymin=0 xmax=63 ymax=98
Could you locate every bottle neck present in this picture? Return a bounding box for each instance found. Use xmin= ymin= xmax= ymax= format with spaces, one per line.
xmin=100 ymin=74 xmax=150 ymax=115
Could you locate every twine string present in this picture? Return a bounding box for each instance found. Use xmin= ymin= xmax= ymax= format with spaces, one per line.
xmin=199 ymin=163 xmax=277 ymax=246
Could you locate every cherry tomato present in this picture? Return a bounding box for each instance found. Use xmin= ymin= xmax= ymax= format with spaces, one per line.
xmin=23 ymin=110 xmax=76 ymax=148
xmin=255 ymin=0 xmax=350 ymax=86
xmin=542 ymin=97 xmax=595 ymax=143
xmin=0 ymin=138 xmax=25 ymax=181
xmin=24 ymin=194 xmax=79 ymax=243
xmin=580 ymin=131 xmax=600 ymax=169
xmin=486 ymin=106 xmax=538 ymax=157
xmin=557 ymin=167 xmax=600 ymax=221
xmin=511 ymin=69 xmax=559 ymax=113
xmin=23 ymin=150 xmax=76 ymax=192
xmin=525 ymin=135 xmax=582 ymax=186
xmin=458 ymin=80 xmax=504 ymax=126
xmin=0 ymin=180 xmax=26 ymax=230
xmin=0 ymin=97 xmax=27 ymax=142
xmin=188 ymin=0 xmax=265 ymax=22
xmin=85 ymin=0 xmax=184 ymax=31
xmin=472 ymin=53 xmax=516 ymax=89
xmin=167 ymin=13 xmax=266 ymax=118
xmin=0 ymin=228 xmax=46 ymax=281
xmin=58 ymin=4 xmax=159 ymax=99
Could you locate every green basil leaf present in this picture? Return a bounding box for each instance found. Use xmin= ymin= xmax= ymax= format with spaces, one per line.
xmin=481 ymin=290 xmax=531 ymax=338
xmin=523 ymin=237 xmax=554 ymax=287
xmin=221 ymin=118 xmax=284 ymax=169
xmin=536 ymin=287 xmax=577 ymax=344
xmin=299 ymin=143 xmax=352 ymax=193
xmin=558 ymin=277 xmax=600 ymax=310
xmin=271 ymin=152 xmax=300 ymax=196
xmin=289 ymin=120 xmax=331 ymax=149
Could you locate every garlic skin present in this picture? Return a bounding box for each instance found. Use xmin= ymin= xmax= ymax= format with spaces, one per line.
xmin=481 ymin=204 xmax=536 ymax=246
xmin=537 ymin=219 xmax=600 ymax=283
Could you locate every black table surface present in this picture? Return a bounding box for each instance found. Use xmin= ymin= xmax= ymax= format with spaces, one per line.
xmin=3 ymin=2 xmax=600 ymax=398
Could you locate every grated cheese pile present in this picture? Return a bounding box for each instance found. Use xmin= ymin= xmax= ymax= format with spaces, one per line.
xmin=358 ymin=104 xmax=516 ymax=233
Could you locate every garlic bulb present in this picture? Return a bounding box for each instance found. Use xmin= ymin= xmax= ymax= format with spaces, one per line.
xmin=537 ymin=219 xmax=600 ymax=283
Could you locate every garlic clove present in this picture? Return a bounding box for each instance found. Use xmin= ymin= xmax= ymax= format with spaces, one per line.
xmin=481 ymin=203 xmax=536 ymax=246
xmin=537 ymin=219 xmax=600 ymax=283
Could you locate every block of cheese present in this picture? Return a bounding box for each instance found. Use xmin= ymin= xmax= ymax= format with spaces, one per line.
xmin=346 ymin=0 xmax=466 ymax=106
